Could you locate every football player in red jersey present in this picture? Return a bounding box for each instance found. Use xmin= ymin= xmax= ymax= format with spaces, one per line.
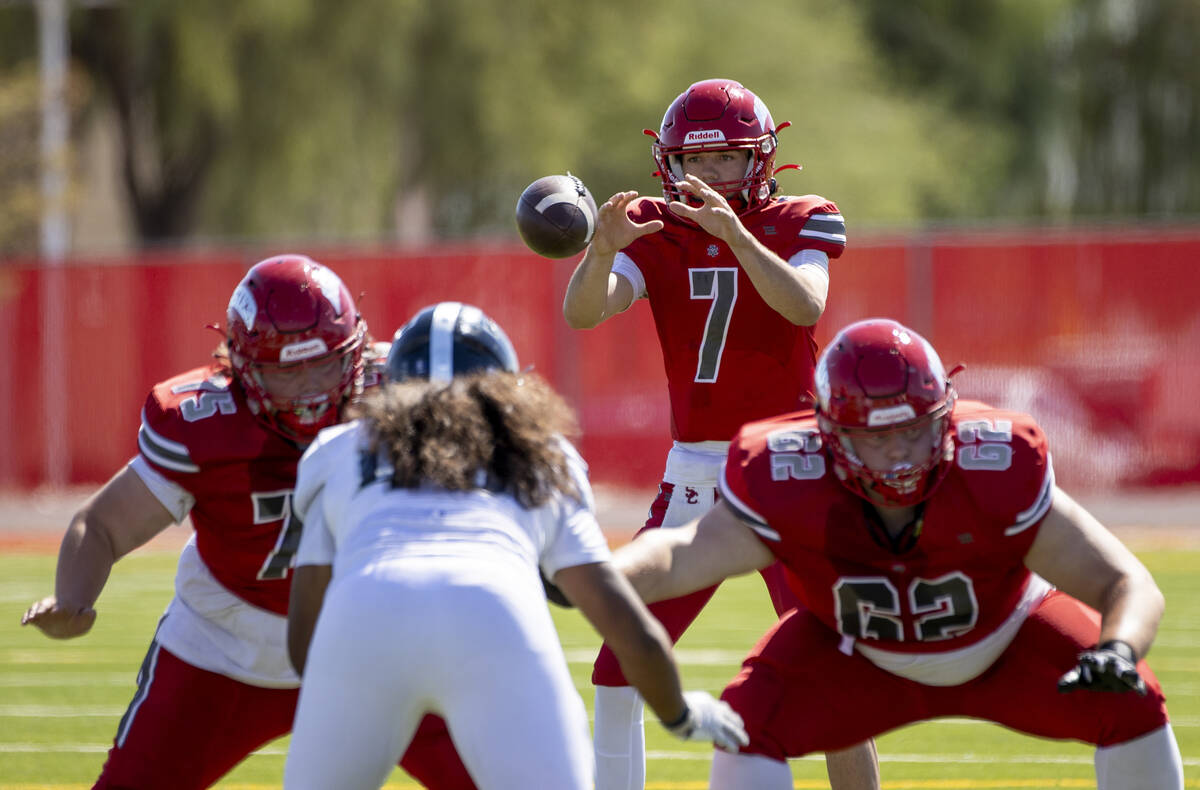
xmin=22 ymin=255 xmax=476 ymax=790
xmin=562 ymin=78 xmax=878 ymax=789
xmin=611 ymin=318 xmax=1184 ymax=789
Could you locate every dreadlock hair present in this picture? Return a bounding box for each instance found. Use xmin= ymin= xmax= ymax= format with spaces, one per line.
xmin=354 ymin=371 xmax=581 ymax=509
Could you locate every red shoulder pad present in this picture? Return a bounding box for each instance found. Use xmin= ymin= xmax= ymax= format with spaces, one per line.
xmin=719 ymin=411 xmax=828 ymax=541
xmin=765 ymin=195 xmax=846 ymax=260
xmin=137 ymin=365 xmax=267 ymax=481
xmin=951 ymin=401 xmax=1053 ymax=538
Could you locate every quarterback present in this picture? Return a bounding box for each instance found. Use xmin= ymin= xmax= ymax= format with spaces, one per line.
xmin=562 ymin=76 xmax=876 ymax=790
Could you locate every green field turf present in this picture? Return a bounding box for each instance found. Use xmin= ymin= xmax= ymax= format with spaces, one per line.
xmin=1 ymin=546 xmax=1196 ymax=789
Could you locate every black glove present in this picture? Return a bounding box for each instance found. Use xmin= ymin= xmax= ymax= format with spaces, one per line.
xmin=541 ymin=572 xmax=574 ymax=608
xmin=1057 ymin=640 xmax=1147 ymax=696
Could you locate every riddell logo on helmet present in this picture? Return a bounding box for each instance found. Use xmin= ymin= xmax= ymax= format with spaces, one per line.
xmin=280 ymin=338 xmax=330 ymax=362
xmin=684 ymin=130 xmax=726 ymax=144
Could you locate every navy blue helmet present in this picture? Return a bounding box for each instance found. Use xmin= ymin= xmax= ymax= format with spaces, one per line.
xmin=386 ymin=302 xmax=519 ymax=383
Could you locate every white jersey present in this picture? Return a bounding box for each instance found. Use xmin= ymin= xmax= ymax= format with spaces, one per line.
xmin=292 ymin=420 xmax=611 ymax=578
xmin=285 ymin=419 xmax=611 ymax=789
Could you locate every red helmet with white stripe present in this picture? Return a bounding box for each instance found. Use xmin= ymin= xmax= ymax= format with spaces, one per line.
xmin=814 ymin=319 xmax=956 ymax=507
xmin=648 ymin=78 xmax=788 ymax=214
xmin=226 ymin=255 xmax=365 ymax=441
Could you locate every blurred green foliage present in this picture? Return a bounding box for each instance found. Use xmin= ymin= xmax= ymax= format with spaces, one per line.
xmin=0 ymin=0 xmax=1196 ymax=248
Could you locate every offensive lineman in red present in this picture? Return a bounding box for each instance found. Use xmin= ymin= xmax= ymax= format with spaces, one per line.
xmin=613 ymin=318 xmax=1183 ymax=789
xmin=562 ymin=77 xmax=877 ymax=789
xmin=22 ymin=256 xmax=475 ymax=789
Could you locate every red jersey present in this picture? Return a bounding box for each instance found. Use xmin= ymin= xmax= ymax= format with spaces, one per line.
xmin=137 ymin=365 xmax=303 ymax=615
xmin=718 ymin=400 xmax=1054 ymax=654
xmin=620 ymin=195 xmax=846 ymax=441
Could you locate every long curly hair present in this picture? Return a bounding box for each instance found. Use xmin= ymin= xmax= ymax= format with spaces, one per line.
xmin=354 ymin=371 xmax=581 ymax=509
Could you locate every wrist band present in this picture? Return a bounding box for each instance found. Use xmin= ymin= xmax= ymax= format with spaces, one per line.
xmin=1099 ymin=639 xmax=1138 ymax=664
xmin=661 ymin=704 xmax=690 ymax=730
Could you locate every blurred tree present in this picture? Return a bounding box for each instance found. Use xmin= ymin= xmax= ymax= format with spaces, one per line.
xmin=859 ymin=0 xmax=1200 ymax=219
xmin=0 ymin=5 xmax=89 ymax=257
xmin=1043 ymin=0 xmax=1200 ymax=216
xmin=0 ymin=64 xmax=41 ymax=255
xmin=0 ymin=0 xmax=1026 ymax=250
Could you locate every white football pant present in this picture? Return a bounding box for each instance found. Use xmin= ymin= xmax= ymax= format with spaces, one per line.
xmin=285 ymin=555 xmax=593 ymax=790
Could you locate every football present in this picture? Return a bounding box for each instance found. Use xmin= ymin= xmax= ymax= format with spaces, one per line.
xmin=515 ymin=173 xmax=598 ymax=259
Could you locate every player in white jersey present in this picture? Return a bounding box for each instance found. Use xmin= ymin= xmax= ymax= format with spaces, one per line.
xmin=283 ymin=303 xmax=748 ymax=790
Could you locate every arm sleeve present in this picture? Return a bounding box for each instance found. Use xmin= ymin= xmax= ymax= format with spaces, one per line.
xmin=788 ymin=248 xmax=830 ymax=278
xmin=128 ymin=455 xmax=195 ymax=524
xmin=611 ymin=252 xmax=647 ymax=299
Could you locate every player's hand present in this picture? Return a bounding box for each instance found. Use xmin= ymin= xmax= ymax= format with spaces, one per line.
xmin=666 ymin=175 xmax=742 ymax=244
xmin=1057 ymin=640 xmax=1147 ymax=696
xmin=662 ymin=690 xmax=749 ymax=753
xmin=589 ymin=191 xmax=664 ymax=257
xmin=21 ymin=595 xmax=97 ymax=639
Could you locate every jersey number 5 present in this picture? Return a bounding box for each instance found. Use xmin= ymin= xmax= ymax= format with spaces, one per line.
xmin=690 ymin=268 xmax=738 ymax=383
xmin=172 ymin=379 xmax=237 ymax=423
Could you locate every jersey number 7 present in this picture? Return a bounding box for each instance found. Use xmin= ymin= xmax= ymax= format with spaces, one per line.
xmin=690 ymin=268 xmax=738 ymax=383
xmin=253 ymin=490 xmax=303 ymax=580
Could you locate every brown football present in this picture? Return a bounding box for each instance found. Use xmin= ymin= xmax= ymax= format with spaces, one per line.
xmin=515 ymin=173 xmax=598 ymax=259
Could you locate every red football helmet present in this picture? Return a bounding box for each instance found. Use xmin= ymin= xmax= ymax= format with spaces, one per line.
xmin=648 ymin=78 xmax=789 ymax=214
xmin=226 ymin=254 xmax=366 ymax=441
xmin=814 ymin=319 xmax=957 ymax=507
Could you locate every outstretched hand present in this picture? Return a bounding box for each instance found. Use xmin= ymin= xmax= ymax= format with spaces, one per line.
xmin=590 ymin=191 xmax=664 ymax=257
xmin=21 ymin=595 xmax=97 ymax=639
xmin=666 ymin=175 xmax=743 ymax=244
xmin=1058 ymin=640 xmax=1148 ymax=696
xmin=663 ymin=690 xmax=750 ymax=753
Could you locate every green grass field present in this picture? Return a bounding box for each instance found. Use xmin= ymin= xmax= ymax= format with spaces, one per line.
xmin=2 ymin=545 xmax=1196 ymax=789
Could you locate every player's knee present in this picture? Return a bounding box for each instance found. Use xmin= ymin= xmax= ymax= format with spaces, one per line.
xmin=591 ymin=645 xmax=629 ymax=686
xmin=1095 ymin=688 xmax=1171 ymax=747
xmin=1085 ymin=665 xmax=1171 ymax=747
xmin=718 ymin=677 xmax=790 ymax=762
